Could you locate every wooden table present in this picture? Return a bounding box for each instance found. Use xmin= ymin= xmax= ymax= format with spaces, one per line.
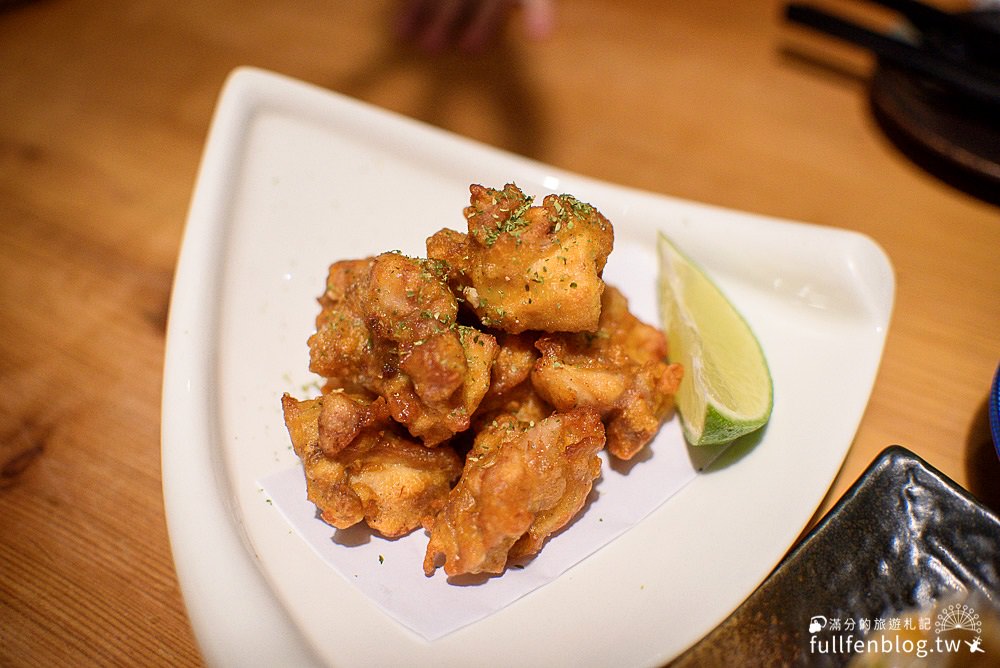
xmin=2 ymin=0 xmax=997 ymax=664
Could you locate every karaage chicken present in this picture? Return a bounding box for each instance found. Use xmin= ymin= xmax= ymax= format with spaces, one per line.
xmin=281 ymin=184 xmax=683 ymax=576
xmin=281 ymin=392 xmax=463 ymax=538
xmin=307 ymin=257 xmax=377 ymax=394
xmin=427 ymin=183 xmax=614 ymax=334
xmin=531 ymin=286 xmax=684 ymax=460
xmin=308 ymin=251 xmax=499 ymax=445
xmin=422 ymin=408 xmax=605 ymax=577
xmin=471 ymin=331 xmax=553 ymax=427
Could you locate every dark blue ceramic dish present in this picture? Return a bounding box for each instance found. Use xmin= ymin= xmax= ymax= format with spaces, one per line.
xmin=671 ymin=445 xmax=1000 ymax=667
xmin=990 ymin=363 xmax=1000 ymax=461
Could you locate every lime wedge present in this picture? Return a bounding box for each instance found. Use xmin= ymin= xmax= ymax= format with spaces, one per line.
xmin=657 ymin=231 xmax=773 ymax=445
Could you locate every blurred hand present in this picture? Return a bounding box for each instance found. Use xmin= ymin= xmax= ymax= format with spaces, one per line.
xmin=396 ymin=0 xmax=555 ymax=52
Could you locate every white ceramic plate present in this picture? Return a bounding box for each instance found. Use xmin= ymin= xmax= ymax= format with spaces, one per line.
xmin=162 ymin=67 xmax=894 ymax=667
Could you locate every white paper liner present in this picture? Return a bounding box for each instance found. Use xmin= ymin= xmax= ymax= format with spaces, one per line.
xmin=259 ymin=418 xmax=726 ymax=641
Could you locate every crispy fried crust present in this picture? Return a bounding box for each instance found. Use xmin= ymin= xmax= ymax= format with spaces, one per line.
xmin=282 ymin=184 xmax=681 ymax=570
xmin=427 ymin=183 xmax=614 ymax=334
xmin=422 ymin=409 xmax=605 ymax=577
xmin=308 ymin=252 xmax=499 ymax=445
xmin=531 ymin=286 xmax=684 ymax=459
xmin=281 ymin=393 xmax=463 ymax=538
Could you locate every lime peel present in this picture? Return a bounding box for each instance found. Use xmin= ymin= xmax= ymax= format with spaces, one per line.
xmin=657 ymin=231 xmax=773 ymax=445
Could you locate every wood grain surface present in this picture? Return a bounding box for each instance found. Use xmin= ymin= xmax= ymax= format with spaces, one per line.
xmin=1 ymin=1 xmax=997 ymax=665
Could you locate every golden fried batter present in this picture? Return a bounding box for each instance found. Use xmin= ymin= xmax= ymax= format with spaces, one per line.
xmin=485 ymin=332 xmax=539 ymax=397
xmin=422 ymin=408 xmax=605 ymax=577
xmin=531 ymin=286 xmax=684 ymax=460
xmin=308 ymin=252 xmax=499 ymax=445
xmin=379 ymin=324 xmax=499 ymax=445
xmin=472 ymin=332 xmax=552 ymax=427
xmin=281 ymin=392 xmax=463 ymax=538
xmin=284 ymin=184 xmax=684 ymax=578
xmin=308 ymin=258 xmax=377 ymax=393
xmin=427 ymin=183 xmax=614 ymax=334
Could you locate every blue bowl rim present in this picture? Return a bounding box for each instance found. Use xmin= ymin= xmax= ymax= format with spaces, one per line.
xmin=990 ymin=362 xmax=1000 ymax=459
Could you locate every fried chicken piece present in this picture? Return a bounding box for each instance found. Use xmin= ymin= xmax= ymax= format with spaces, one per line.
xmin=308 ymin=258 xmax=378 ymax=394
xmin=530 ymin=286 xmax=684 ymax=460
xmin=422 ymin=408 xmax=605 ymax=577
xmin=379 ymin=324 xmax=499 ymax=445
xmin=308 ymin=252 xmax=499 ymax=445
xmin=472 ymin=332 xmax=553 ymax=427
xmin=486 ymin=332 xmax=539 ymax=397
xmin=474 ymin=377 xmax=554 ymax=429
xmin=281 ymin=392 xmax=463 ymax=538
xmin=362 ymin=251 xmax=500 ymax=443
xmin=427 ymin=183 xmax=614 ymax=334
